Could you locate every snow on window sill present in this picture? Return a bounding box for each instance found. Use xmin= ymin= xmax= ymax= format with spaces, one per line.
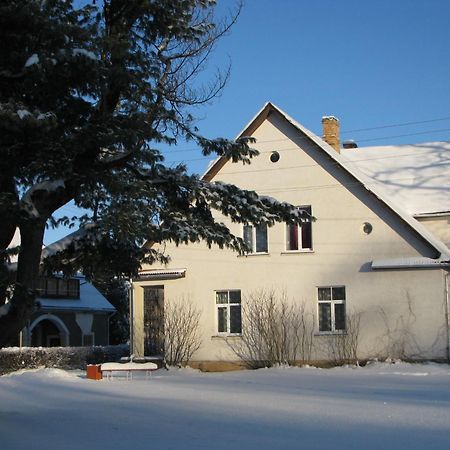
xmin=238 ymin=252 xmax=270 ymax=257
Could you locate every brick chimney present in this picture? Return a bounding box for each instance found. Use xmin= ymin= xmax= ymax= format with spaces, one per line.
xmin=322 ymin=116 xmax=340 ymax=153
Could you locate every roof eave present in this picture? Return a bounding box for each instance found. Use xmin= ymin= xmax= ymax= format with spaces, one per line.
xmin=372 ymin=257 xmax=450 ymax=270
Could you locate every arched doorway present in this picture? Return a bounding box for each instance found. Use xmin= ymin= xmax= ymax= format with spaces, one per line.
xmin=28 ymin=315 xmax=70 ymax=347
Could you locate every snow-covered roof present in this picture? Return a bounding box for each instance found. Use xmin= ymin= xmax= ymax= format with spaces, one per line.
xmin=203 ymin=102 xmax=450 ymax=260
xmin=41 ymin=224 xmax=97 ymax=260
xmin=37 ymin=275 xmax=115 ymax=313
xmin=5 ymin=230 xmax=114 ymax=312
xmin=372 ymin=256 xmax=450 ymax=270
xmin=341 ymin=141 xmax=450 ymax=216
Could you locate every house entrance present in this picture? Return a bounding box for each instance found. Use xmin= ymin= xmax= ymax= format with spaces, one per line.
xmin=143 ymin=286 xmax=164 ymax=356
xmin=28 ymin=314 xmax=70 ymax=347
xmin=31 ymin=319 xmax=62 ymax=347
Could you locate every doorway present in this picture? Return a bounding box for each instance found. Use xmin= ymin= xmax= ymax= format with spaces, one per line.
xmin=31 ymin=318 xmax=63 ymax=347
xmin=143 ymin=285 xmax=165 ymax=356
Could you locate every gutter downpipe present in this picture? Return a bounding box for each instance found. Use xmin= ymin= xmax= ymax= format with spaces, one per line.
xmin=445 ymin=272 xmax=450 ymax=362
xmin=128 ymin=278 xmax=134 ymax=359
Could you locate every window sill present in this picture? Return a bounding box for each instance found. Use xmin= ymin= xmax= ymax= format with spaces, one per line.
xmin=280 ymin=249 xmax=314 ymax=255
xmin=211 ymin=334 xmax=242 ymax=339
xmin=238 ymin=252 xmax=270 ymax=257
xmin=314 ymin=331 xmax=347 ymax=337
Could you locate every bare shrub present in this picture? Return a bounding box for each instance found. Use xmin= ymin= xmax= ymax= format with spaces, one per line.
xmin=376 ymin=296 xmax=425 ymax=360
xmin=321 ymin=311 xmax=361 ymax=365
xmin=228 ymin=289 xmax=314 ymax=368
xmin=164 ymin=297 xmax=202 ymax=367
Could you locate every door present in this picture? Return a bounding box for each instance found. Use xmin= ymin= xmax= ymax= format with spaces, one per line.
xmin=31 ymin=319 xmax=61 ymax=347
xmin=143 ymin=285 xmax=165 ymax=356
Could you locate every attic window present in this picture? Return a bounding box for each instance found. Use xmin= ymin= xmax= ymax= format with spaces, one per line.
xmin=270 ymin=151 xmax=280 ymax=163
xmin=362 ymin=222 xmax=373 ymax=235
xmin=37 ymin=277 xmax=80 ymax=299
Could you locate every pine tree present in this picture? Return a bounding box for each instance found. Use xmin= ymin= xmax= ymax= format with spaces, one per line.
xmin=0 ymin=0 xmax=310 ymax=347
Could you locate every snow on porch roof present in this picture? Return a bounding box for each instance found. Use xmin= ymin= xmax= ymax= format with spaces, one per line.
xmin=341 ymin=141 xmax=450 ymax=216
xmin=137 ymin=268 xmax=186 ymax=280
xmin=372 ymin=256 xmax=450 ymax=270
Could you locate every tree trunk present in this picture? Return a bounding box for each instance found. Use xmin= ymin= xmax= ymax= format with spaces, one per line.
xmin=0 ymin=221 xmax=45 ymax=348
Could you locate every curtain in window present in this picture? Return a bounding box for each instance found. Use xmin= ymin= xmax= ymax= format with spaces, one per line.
xmin=286 ymin=223 xmax=299 ymax=250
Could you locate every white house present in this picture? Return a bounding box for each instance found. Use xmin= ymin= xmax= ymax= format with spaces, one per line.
xmin=131 ymin=103 xmax=450 ymax=368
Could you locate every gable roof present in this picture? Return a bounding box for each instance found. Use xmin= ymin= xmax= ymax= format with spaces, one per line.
xmin=203 ymin=102 xmax=450 ymax=261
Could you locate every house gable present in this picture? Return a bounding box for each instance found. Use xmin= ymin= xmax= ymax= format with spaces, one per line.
xmin=204 ymin=103 xmax=449 ymax=262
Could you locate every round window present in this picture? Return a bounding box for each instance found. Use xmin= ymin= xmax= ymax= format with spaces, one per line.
xmin=270 ymin=151 xmax=280 ymax=163
xmin=362 ymin=222 xmax=373 ymax=235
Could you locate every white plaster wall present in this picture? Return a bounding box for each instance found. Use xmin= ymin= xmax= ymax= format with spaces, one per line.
xmin=133 ymin=114 xmax=448 ymax=361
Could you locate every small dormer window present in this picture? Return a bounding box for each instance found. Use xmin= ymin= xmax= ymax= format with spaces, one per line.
xmin=37 ymin=277 xmax=80 ymax=299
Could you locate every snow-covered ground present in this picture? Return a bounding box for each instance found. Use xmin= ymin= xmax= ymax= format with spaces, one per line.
xmin=1 ymin=362 xmax=450 ymax=450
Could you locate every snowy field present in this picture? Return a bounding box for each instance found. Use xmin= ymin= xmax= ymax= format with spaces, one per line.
xmin=1 ymin=362 xmax=450 ymax=450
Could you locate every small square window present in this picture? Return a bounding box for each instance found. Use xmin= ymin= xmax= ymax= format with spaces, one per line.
xmin=318 ymin=287 xmax=331 ymax=301
xmin=229 ymin=290 xmax=241 ymax=303
xmin=216 ymin=292 xmax=229 ymax=304
xmin=332 ymin=287 xmax=345 ymax=300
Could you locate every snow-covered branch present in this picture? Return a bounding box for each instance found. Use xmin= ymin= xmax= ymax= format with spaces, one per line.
xmin=21 ymin=180 xmax=66 ymax=218
xmin=41 ymin=223 xmax=99 ymax=260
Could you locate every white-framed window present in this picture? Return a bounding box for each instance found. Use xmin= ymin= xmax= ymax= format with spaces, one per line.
xmin=286 ymin=206 xmax=312 ymax=251
xmin=215 ymin=290 xmax=242 ymax=335
xmin=318 ymin=286 xmax=346 ymax=333
xmin=243 ymin=224 xmax=268 ymax=253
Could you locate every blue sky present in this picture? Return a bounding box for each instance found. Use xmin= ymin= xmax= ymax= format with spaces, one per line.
xmin=47 ymin=0 xmax=450 ymax=243
xmin=162 ymin=0 xmax=450 ymax=172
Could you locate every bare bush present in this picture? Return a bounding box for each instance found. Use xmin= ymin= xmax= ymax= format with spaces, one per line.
xmin=164 ymin=298 xmax=202 ymax=367
xmin=228 ymin=290 xmax=314 ymax=368
xmin=321 ymin=311 xmax=361 ymax=365
xmin=376 ymin=296 xmax=425 ymax=360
